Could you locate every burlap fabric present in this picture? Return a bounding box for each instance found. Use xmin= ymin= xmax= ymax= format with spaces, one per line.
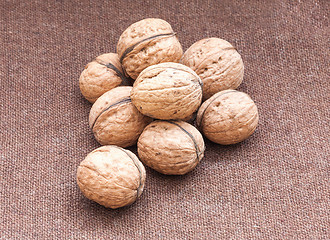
xmin=1 ymin=0 xmax=329 ymax=239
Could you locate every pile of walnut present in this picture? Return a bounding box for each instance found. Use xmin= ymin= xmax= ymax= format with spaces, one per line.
xmin=77 ymin=18 xmax=259 ymax=209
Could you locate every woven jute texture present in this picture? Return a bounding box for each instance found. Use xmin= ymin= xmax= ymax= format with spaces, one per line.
xmin=1 ymin=0 xmax=329 ymax=239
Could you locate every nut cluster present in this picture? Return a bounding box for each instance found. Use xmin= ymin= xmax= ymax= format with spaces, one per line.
xmin=77 ymin=18 xmax=259 ymax=209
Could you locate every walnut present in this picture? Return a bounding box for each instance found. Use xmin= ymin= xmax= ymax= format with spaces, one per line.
xmin=79 ymin=53 xmax=129 ymax=103
xmin=89 ymin=86 xmax=152 ymax=147
xmin=180 ymin=38 xmax=244 ymax=100
xmin=137 ymin=120 xmax=205 ymax=175
xmin=117 ymin=18 xmax=183 ymax=79
xmin=196 ymin=90 xmax=258 ymax=145
xmin=131 ymin=62 xmax=203 ymax=120
xmin=77 ymin=145 xmax=146 ymax=209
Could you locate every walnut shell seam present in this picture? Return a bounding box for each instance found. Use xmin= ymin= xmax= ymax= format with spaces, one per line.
xmin=110 ymin=145 xmax=144 ymax=198
xmin=167 ymin=120 xmax=203 ymax=161
xmin=84 ymin=146 xmax=144 ymax=201
xmin=93 ymin=59 xmax=129 ymax=85
xmin=139 ymin=66 xmax=203 ymax=88
xmin=119 ymin=32 xmax=176 ymax=63
xmin=91 ymin=96 xmax=131 ymax=129
xmin=196 ymin=90 xmax=236 ymax=130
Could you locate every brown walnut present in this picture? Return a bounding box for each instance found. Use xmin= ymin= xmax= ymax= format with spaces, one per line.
xmin=181 ymin=38 xmax=244 ymax=100
xmin=131 ymin=62 xmax=203 ymax=120
xmin=77 ymin=145 xmax=146 ymax=209
xmin=117 ymin=18 xmax=183 ymax=79
xmin=89 ymin=86 xmax=152 ymax=147
xmin=79 ymin=53 xmax=128 ymax=103
xmin=137 ymin=120 xmax=205 ymax=175
xmin=196 ymin=90 xmax=259 ymax=145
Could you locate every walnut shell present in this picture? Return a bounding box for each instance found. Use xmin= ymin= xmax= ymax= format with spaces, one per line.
xmin=131 ymin=62 xmax=203 ymax=120
xmin=196 ymin=90 xmax=258 ymax=145
xmin=138 ymin=120 xmax=205 ymax=175
xmin=79 ymin=53 xmax=129 ymax=103
xmin=89 ymin=86 xmax=152 ymax=147
xmin=77 ymin=145 xmax=146 ymax=209
xmin=117 ymin=18 xmax=183 ymax=79
xmin=181 ymin=38 xmax=244 ymax=100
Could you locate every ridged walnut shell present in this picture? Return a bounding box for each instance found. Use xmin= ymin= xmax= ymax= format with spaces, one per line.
xmin=89 ymin=86 xmax=152 ymax=147
xmin=138 ymin=120 xmax=205 ymax=175
xmin=117 ymin=18 xmax=183 ymax=79
xmin=131 ymin=62 xmax=203 ymax=120
xmin=181 ymin=38 xmax=244 ymax=100
xmin=77 ymin=145 xmax=146 ymax=209
xmin=196 ymin=90 xmax=258 ymax=145
xmin=79 ymin=53 xmax=128 ymax=103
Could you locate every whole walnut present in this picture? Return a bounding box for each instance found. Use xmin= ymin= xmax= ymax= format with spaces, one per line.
xmin=89 ymin=86 xmax=152 ymax=147
xmin=117 ymin=18 xmax=183 ymax=79
xmin=131 ymin=62 xmax=203 ymax=120
xmin=79 ymin=53 xmax=129 ymax=103
xmin=181 ymin=38 xmax=244 ymax=100
xmin=138 ymin=120 xmax=205 ymax=175
xmin=196 ymin=90 xmax=259 ymax=145
xmin=77 ymin=145 xmax=146 ymax=209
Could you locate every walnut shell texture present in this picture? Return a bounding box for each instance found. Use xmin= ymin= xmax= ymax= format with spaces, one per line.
xmin=181 ymin=38 xmax=244 ymax=100
xmin=131 ymin=62 xmax=203 ymax=120
xmin=79 ymin=53 xmax=128 ymax=103
xmin=196 ymin=90 xmax=259 ymax=145
xmin=117 ymin=18 xmax=183 ymax=79
xmin=89 ymin=86 xmax=152 ymax=147
xmin=77 ymin=145 xmax=146 ymax=209
xmin=138 ymin=120 xmax=205 ymax=175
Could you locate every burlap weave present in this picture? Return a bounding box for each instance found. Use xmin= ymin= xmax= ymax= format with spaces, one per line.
xmin=0 ymin=0 xmax=329 ymax=239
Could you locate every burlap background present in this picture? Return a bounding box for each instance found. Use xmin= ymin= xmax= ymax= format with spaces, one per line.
xmin=1 ymin=0 xmax=329 ymax=239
